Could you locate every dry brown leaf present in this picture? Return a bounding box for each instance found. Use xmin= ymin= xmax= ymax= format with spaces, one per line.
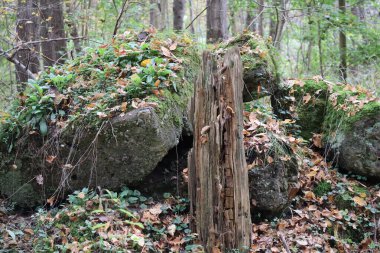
xmin=353 ymin=196 xmax=367 ymax=207
xmin=169 ymin=42 xmax=177 ymax=51
xmin=303 ymin=93 xmax=311 ymax=104
xmin=161 ymin=46 xmax=172 ymax=57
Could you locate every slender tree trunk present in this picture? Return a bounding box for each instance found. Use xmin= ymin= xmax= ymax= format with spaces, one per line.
xmin=317 ymin=19 xmax=324 ymax=78
xmin=339 ymin=0 xmax=347 ymax=81
xmin=160 ymin=0 xmax=169 ymax=30
xmin=246 ymin=6 xmax=255 ymax=32
xmin=150 ymin=0 xmax=159 ymax=28
xmin=15 ymin=0 xmax=40 ymax=85
xmin=65 ymin=0 xmax=82 ymax=55
xmin=258 ymin=0 xmax=264 ymax=36
xmin=52 ymin=0 xmax=67 ymax=63
xmin=173 ymin=0 xmax=186 ymax=31
xmin=188 ymin=0 xmax=195 ymax=33
xmin=206 ymin=0 xmax=228 ymax=43
xmin=270 ymin=0 xmax=287 ymax=48
xmin=188 ymin=48 xmax=251 ymax=253
xmin=40 ymin=0 xmax=66 ymax=66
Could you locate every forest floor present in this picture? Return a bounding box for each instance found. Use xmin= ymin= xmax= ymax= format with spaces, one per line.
xmin=1 ymin=142 xmax=379 ymax=252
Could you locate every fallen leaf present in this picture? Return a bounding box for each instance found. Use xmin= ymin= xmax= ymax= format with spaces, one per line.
xmin=303 ymin=93 xmax=311 ymax=104
xmin=169 ymin=42 xmax=177 ymax=51
xmin=46 ymin=155 xmax=56 ymax=164
xmin=161 ymin=46 xmax=172 ymax=57
xmin=167 ymin=224 xmax=176 ymax=236
xmin=353 ymin=196 xmax=367 ymax=207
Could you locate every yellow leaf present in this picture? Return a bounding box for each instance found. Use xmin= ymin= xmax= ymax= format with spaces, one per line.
xmin=353 ymin=196 xmax=367 ymax=207
xmin=121 ymin=102 xmax=127 ymax=112
xmin=140 ymin=59 xmax=151 ymax=67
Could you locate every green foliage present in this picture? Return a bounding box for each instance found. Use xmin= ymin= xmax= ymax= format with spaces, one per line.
xmin=0 ymin=31 xmax=199 ymax=152
xmin=314 ymin=180 xmax=332 ymax=197
xmin=33 ymin=188 xmax=199 ymax=252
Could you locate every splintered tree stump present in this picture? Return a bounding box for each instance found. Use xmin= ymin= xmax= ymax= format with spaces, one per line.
xmin=188 ymin=48 xmax=251 ymax=252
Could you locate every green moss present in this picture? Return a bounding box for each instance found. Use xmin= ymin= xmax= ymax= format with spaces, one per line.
xmin=294 ymin=80 xmax=328 ymax=94
xmin=0 ymin=170 xmax=40 ymax=206
xmin=314 ymin=181 xmax=332 ymax=197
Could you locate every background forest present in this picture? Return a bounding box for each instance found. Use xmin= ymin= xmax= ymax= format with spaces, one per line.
xmin=0 ymin=0 xmax=380 ymax=252
xmin=0 ymin=0 xmax=379 ymax=107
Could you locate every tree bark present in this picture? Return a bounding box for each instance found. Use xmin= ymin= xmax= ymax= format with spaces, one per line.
xmin=65 ymin=0 xmax=82 ymax=55
xmin=206 ymin=0 xmax=228 ymax=43
xmin=160 ymin=0 xmax=169 ymax=30
xmin=188 ymin=48 xmax=251 ymax=252
xmin=173 ymin=0 xmax=186 ymax=31
xmin=258 ymin=0 xmax=264 ymax=36
xmin=339 ymin=0 xmax=347 ymax=81
xmin=40 ymin=0 xmax=66 ymax=66
xmin=15 ymin=0 xmax=40 ymax=84
xmin=149 ymin=0 xmax=159 ymax=28
xmin=188 ymin=0 xmax=195 ymax=33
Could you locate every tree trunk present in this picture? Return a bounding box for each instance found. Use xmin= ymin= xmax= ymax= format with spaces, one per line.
xmin=258 ymin=0 xmax=264 ymax=36
xmin=173 ymin=0 xmax=186 ymax=31
xmin=188 ymin=48 xmax=251 ymax=252
xmin=160 ymin=0 xmax=169 ymax=30
xmin=15 ymin=0 xmax=40 ymax=85
xmin=269 ymin=0 xmax=287 ymax=48
xmin=206 ymin=0 xmax=228 ymax=43
xmin=65 ymin=0 xmax=82 ymax=55
xmin=339 ymin=0 xmax=347 ymax=81
xmin=150 ymin=0 xmax=159 ymax=28
xmin=50 ymin=0 xmax=67 ymax=63
xmin=188 ymin=0 xmax=195 ymax=33
xmin=317 ymin=19 xmax=324 ymax=78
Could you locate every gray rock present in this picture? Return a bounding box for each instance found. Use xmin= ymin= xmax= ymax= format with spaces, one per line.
xmin=336 ymin=113 xmax=380 ymax=180
xmin=247 ymin=148 xmax=299 ymax=217
xmin=0 ymin=106 xmax=184 ymax=207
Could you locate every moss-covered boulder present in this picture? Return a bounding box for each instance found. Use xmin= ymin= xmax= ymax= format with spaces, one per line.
xmin=323 ymin=87 xmax=380 ymax=179
xmin=0 ymin=31 xmax=200 ymax=207
xmin=218 ymin=32 xmax=279 ymax=101
xmin=243 ymin=106 xmax=300 ymax=217
xmin=280 ymin=78 xmax=380 ymax=180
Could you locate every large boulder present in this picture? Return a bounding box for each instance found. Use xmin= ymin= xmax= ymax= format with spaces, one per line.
xmin=276 ymin=78 xmax=380 ymax=181
xmin=0 ymin=31 xmax=199 ymax=207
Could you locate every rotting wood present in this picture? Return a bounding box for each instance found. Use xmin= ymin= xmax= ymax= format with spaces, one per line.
xmin=188 ymin=47 xmax=251 ymax=252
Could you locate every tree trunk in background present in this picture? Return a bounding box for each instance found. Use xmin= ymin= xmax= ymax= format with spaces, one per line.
xmin=339 ymin=0 xmax=347 ymax=81
xmin=258 ymin=0 xmax=264 ymax=36
xmin=15 ymin=0 xmax=40 ymax=85
xmin=188 ymin=0 xmax=195 ymax=33
xmin=188 ymin=48 xmax=251 ymax=252
xmin=173 ymin=0 xmax=186 ymax=31
xmin=269 ymin=0 xmax=287 ymax=48
xmin=246 ymin=6 xmax=255 ymax=32
xmin=40 ymin=0 xmax=67 ymax=66
xmin=160 ymin=0 xmax=169 ymax=30
xmin=150 ymin=0 xmax=159 ymax=28
xmin=65 ymin=0 xmax=82 ymax=55
xmin=50 ymin=0 xmax=66 ymax=63
xmin=206 ymin=0 xmax=228 ymax=43
xmin=39 ymin=0 xmax=54 ymax=66
xmin=317 ymin=19 xmax=324 ymax=78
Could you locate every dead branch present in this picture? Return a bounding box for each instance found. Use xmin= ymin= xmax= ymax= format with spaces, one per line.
xmin=0 ymin=46 xmax=37 ymax=80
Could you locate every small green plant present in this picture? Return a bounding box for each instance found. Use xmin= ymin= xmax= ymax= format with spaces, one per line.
xmin=314 ymin=180 xmax=332 ymax=197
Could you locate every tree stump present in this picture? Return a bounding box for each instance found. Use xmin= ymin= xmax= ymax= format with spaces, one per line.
xmin=188 ymin=48 xmax=251 ymax=252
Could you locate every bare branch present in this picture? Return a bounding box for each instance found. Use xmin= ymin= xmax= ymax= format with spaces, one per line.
xmin=0 ymin=46 xmax=36 ymax=80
